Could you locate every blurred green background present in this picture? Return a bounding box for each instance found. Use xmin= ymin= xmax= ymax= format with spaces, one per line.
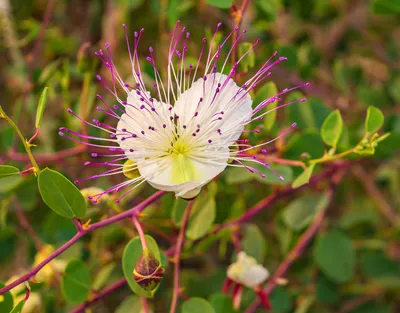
xmin=0 ymin=0 xmax=399 ymax=312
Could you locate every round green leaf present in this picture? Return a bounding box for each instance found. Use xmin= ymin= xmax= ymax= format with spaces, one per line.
xmin=314 ymin=229 xmax=355 ymax=283
xmin=210 ymin=293 xmax=235 ymax=313
xmin=204 ymin=0 xmax=233 ymax=9
xmin=0 ymin=282 xmax=14 ymax=312
xmin=186 ymin=193 xmax=216 ymax=240
xmin=38 ymin=168 xmax=87 ymax=218
xmin=365 ymin=106 xmax=384 ymax=133
xmin=92 ymin=262 xmax=115 ymax=290
xmin=321 ymin=109 xmax=343 ymax=147
xmin=182 ymin=298 xmax=216 ymax=313
xmin=316 ymin=275 xmax=339 ymax=304
xmin=61 ymin=259 xmax=91 ymax=304
xmin=122 ymin=235 xmax=161 ymax=298
xmin=241 ymin=224 xmax=266 ymax=263
xmin=0 ymin=165 xmax=19 ymax=178
xmin=282 ymin=194 xmax=329 ymax=231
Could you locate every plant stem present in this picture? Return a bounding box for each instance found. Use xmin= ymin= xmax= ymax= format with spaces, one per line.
xmin=141 ymin=297 xmax=151 ymax=313
xmin=309 ymin=149 xmax=354 ymax=165
xmin=245 ymin=173 xmax=344 ymax=313
xmin=0 ymin=191 xmax=165 ymax=296
xmin=133 ymin=215 xmax=148 ymax=250
xmin=169 ymin=200 xmax=194 ymax=313
xmin=0 ymin=106 xmax=40 ymax=173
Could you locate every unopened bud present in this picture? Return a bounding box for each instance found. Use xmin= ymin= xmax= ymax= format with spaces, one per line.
xmin=133 ymin=249 xmax=164 ymax=291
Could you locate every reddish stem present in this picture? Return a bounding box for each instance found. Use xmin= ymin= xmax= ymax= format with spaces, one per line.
xmin=0 ymin=191 xmax=165 ymax=296
xmin=28 ymin=128 xmax=40 ymax=144
xmin=169 ymin=200 xmax=194 ymax=313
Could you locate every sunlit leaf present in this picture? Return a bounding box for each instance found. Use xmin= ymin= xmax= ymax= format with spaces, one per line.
xmin=365 ymin=106 xmax=384 ymax=133
xmin=35 ymin=87 xmax=48 ymax=128
xmin=321 ymin=110 xmax=343 ymax=147
xmin=0 ymin=165 xmax=19 ymax=178
xmin=38 ymin=168 xmax=87 ymax=218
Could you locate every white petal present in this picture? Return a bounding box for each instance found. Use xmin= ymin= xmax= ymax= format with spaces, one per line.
xmin=174 ymin=72 xmax=252 ymax=146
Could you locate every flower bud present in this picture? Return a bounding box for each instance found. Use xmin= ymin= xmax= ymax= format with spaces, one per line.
xmin=227 ymin=251 xmax=269 ymax=289
xmin=133 ymin=249 xmax=164 ymax=291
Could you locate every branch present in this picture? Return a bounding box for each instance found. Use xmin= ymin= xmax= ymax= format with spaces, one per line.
xmin=165 ymin=162 xmax=349 ymax=257
xmin=69 ymin=278 xmax=127 ymax=313
xmin=0 ymin=191 xmax=165 ymax=295
xmin=244 ymin=173 xmax=344 ymax=313
xmin=169 ymin=200 xmax=194 ymax=313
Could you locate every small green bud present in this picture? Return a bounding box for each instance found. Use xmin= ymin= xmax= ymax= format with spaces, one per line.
xmin=133 ymin=249 xmax=164 ymax=291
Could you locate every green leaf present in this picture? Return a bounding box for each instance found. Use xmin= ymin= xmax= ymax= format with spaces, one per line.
xmin=171 ymin=197 xmax=187 ymax=226
xmin=186 ymin=193 xmax=216 ymax=240
xmin=314 ymin=229 xmax=356 ymax=283
xmin=0 ymin=282 xmax=13 ymax=312
xmin=320 ymin=110 xmax=343 ymax=147
xmin=38 ymin=168 xmax=87 ymax=218
xmin=365 ymin=106 xmax=384 ymax=133
xmin=285 ymin=131 xmax=325 ymax=160
xmin=371 ymin=0 xmax=400 ymax=15
xmin=122 ymin=235 xmax=161 ymax=298
xmin=61 ymin=259 xmax=91 ymax=304
xmin=209 ymin=293 xmax=235 ymax=313
xmin=316 ymin=275 xmax=339 ymax=304
xmin=291 ymin=164 xmax=315 ymax=188
xmin=254 ymin=82 xmax=278 ymax=132
xmin=288 ymin=97 xmax=330 ymax=131
xmin=92 ymin=262 xmax=115 ymax=290
xmin=182 ymin=298 xmax=216 ymax=313
xmin=360 ymin=250 xmax=400 ymax=278
xmin=0 ymin=165 xmax=19 ymax=177
xmin=35 ymin=87 xmax=48 ymax=128
xmin=115 ymin=295 xmax=150 ymax=313
xmin=9 ymin=300 xmax=24 ymax=313
xmin=238 ymin=42 xmax=255 ymax=72
xmin=270 ymin=286 xmax=292 ymax=313
xmin=225 ymin=167 xmax=254 ymax=184
xmin=282 ymin=194 xmax=329 ymax=231
xmin=204 ymin=0 xmax=233 ymax=9
xmin=254 ymin=164 xmax=293 ymax=185
xmin=0 ymin=175 xmax=23 ymax=194
xmin=241 ymin=224 xmax=266 ymax=263
xmin=256 ymin=0 xmax=280 ymax=21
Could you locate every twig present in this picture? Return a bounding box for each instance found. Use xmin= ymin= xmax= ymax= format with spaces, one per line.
xmin=132 ymin=215 xmax=148 ymax=250
xmin=352 ymin=164 xmax=400 ymax=226
xmin=0 ymin=191 xmax=165 ymax=295
xmin=244 ymin=173 xmax=344 ymax=313
xmin=6 ymin=145 xmax=86 ymax=164
xmin=169 ymin=200 xmax=194 ymax=313
xmin=165 ymin=162 xmax=350 ymax=257
xmin=68 ymin=278 xmax=127 ymax=313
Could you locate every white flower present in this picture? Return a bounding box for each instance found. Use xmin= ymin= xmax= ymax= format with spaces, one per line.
xmin=60 ymin=22 xmax=307 ymax=202
xmin=227 ymin=251 xmax=269 ymax=288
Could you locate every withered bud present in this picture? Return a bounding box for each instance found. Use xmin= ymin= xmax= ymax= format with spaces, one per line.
xmin=133 ymin=249 xmax=164 ymax=291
